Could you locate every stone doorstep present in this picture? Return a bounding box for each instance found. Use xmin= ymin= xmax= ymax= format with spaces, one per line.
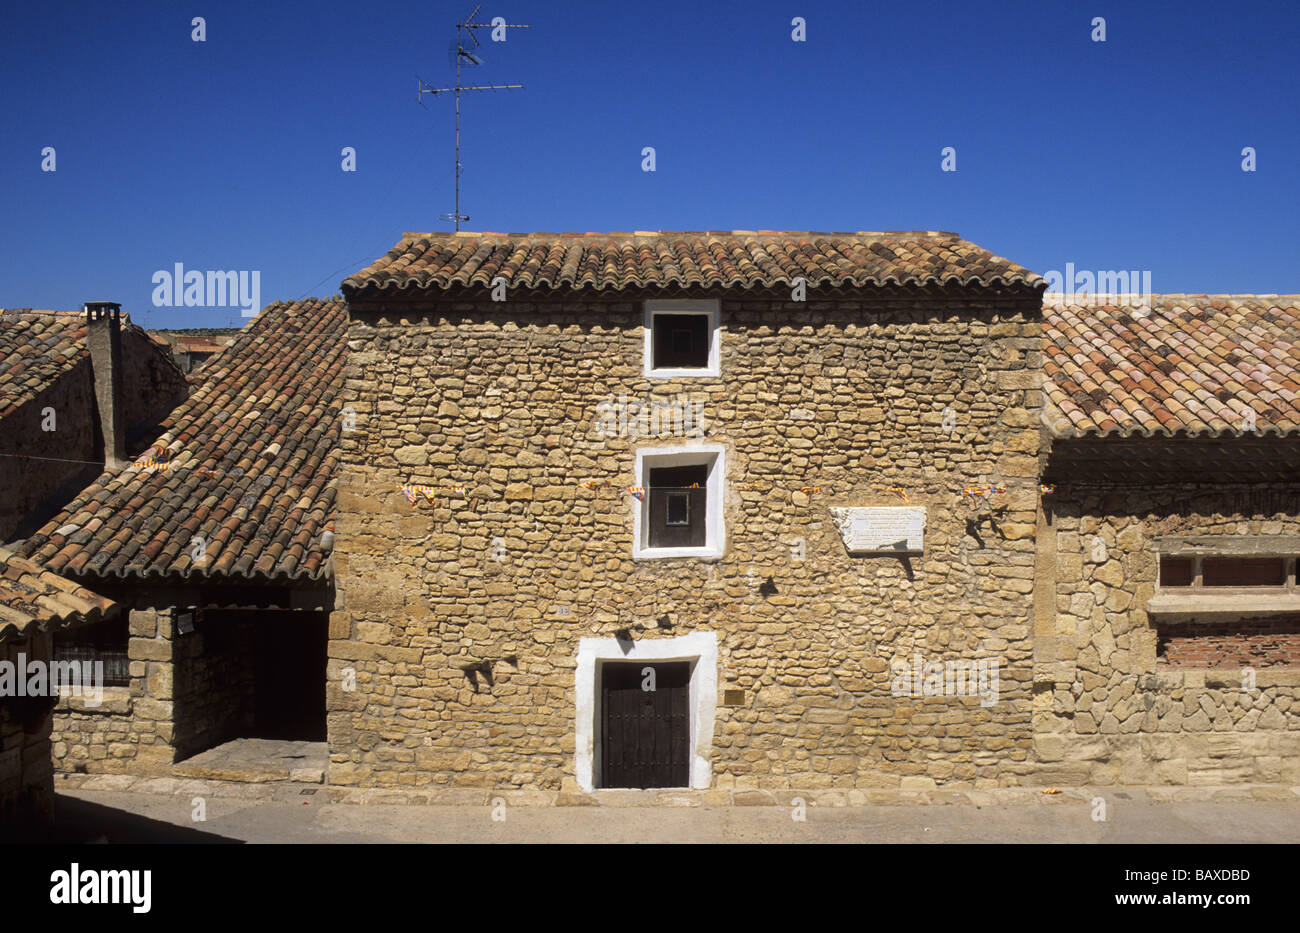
xmin=170 ymin=761 xmax=325 ymax=785
xmin=168 ymin=739 xmax=328 ymax=785
xmin=57 ymin=774 xmax=1300 ymax=808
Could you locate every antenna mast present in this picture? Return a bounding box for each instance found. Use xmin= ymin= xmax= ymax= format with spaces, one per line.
xmin=417 ymin=4 xmax=530 ymax=230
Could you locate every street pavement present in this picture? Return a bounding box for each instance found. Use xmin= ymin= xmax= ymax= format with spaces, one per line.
xmin=39 ymin=781 xmax=1300 ymax=843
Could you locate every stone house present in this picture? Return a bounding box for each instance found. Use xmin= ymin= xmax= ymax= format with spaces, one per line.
xmin=0 ymin=305 xmax=188 ymax=543
xmin=333 ymin=230 xmax=1047 ymax=791
xmin=331 ymin=232 xmax=1298 ymax=793
xmin=19 ymin=298 xmax=342 ymax=776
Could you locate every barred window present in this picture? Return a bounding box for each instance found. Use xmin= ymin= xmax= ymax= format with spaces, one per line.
xmin=53 ymin=615 xmax=130 ymax=687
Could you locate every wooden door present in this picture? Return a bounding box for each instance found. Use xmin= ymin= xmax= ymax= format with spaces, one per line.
xmin=600 ymin=661 xmax=690 ymax=788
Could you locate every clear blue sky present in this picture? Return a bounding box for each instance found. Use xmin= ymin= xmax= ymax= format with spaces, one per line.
xmin=2 ymin=0 xmax=1296 ymax=329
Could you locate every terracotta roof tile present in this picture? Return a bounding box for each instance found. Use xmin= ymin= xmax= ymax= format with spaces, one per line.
xmin=0 ymin=544 xmax=117 ymax=643
xmin=342 ymin=231 xmax=1044 ymax=294
xmin=0 ymin=310 xmax=89 ymax=420
xmin=1044 ymin=296 xmax=1300 ymax=438
xmin=20 ymin=299 xmax=344 ymax=584
xmin=0 ymin=309 xmax=177 ymax=421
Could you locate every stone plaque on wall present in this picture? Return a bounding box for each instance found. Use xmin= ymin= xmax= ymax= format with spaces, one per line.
xmin=829 ymin=506 xmax=926 ymax=553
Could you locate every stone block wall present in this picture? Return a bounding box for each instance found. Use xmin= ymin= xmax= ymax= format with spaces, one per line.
xmin=171 ymin=609 xmax=256 ymax=759
xmin=0 ymin=366 xmax=99 ymax=542
xmin=1 ymin=631 xmax=57 ymax=835
xmin=120 ymin=327 xmax=191 ymax=439
xmin=52 ymin=608 xmax=176 ymax=774
xmin=1033 ymin=485 xmax=1300 ymax=785
xmin=52 ymin=603 xmax=293 ymax=773
xmin=333 ymin=287 xmax=1043 ymax=790
xmin=0 ymin=328 xmax=187 ymax=544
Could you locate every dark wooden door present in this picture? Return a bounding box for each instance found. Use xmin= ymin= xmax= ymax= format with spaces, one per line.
xmin=600 ymin=661 xmax=690 ymax=788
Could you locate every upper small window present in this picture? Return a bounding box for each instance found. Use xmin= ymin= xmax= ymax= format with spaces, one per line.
xmin=644 ymin=300 xmax=719 ymax=378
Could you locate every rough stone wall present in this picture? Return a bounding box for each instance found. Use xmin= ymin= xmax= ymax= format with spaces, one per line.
xmin=52 ymin=608 xmax=175 ymax=774
xmin=0 ymin=332 xmax=187 ymax=543
xmin=0 ymin=631 xmax=56 ymax=835
xmin=0 ymin=364 xmax=99 ymax=543
xmin=171 ymin=610 xmax=256 ymax=759
xmin=1034 ymin=485 xmax=1300 ymax=785
xmin=120 ymin=328 xmax=190 ymax=444
xmin=333 ymin=287 xmax=1043 ymax=790
xmin=51 ymin=604 xmax=296 ymax=773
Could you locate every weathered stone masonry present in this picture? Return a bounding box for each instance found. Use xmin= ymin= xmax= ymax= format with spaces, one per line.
xmin=332 ymin=286 xmax=1044 ymax=790
xmin=52 ymin=605 xmax=259 ymax=774
xmin=1034 ymin=483 xmax=1300 ymax=785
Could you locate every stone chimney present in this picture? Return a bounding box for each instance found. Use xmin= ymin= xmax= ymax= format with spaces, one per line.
xmin=84 ymin=301 xmax=126 ymax=468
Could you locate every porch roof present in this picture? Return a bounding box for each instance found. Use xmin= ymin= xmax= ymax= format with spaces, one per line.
xmin=0 ymin=544 xmax=117 ymax=643
xmin=20 ymin=298 xmax=345 ymax=584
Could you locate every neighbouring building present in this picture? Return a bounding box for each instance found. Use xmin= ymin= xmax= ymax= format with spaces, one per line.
xmin=1034 ymin=295 xmax=1300 ymax=785
xmin=0 ymin=544 xmax=117 ymax=838
xmin=150 ymin=332 xmax=237 ymax=375
xmin=19 ymin=299 xmax=341 ymax=777
xmin=0 ymin=305 xmax=189 ymax=544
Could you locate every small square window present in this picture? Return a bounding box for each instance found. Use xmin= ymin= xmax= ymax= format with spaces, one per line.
xmin=633 ymin=445 xmax=725 ymax=558
xmin=644 ymin=301 xmax=719 ymax=378
xmin=654 ymin=316 xmax=709 ymax=369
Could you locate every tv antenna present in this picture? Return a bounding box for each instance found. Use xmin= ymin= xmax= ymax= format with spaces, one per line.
xmin=417 ymin=4 xmax=529 ymax=230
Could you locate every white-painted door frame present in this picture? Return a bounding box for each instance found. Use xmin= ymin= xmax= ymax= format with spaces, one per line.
xmin=575 ymin=631 xmax=718 ymax=792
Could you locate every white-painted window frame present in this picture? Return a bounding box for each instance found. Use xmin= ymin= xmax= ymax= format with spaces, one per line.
xmin=643 ymin=299 xmax=721 ymax=379
xmin=575 ymin=631 xmax=718 ymax=792
xmin=632 ymin=443 xmax=726 ymax=559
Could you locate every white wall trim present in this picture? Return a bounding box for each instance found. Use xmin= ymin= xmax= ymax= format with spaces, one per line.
xmin=643 ymin=299 xmax=721 ymax=379
xmin=632 ymin=443 xmax=726 ymax=559
xmin=575 ymin=631 xmax=718 ymax=792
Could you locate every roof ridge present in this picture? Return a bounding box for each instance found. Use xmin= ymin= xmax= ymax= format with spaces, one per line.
xmin=350 ymin=232 xmax=1036 ymax=294
xmin=398 ymin=229 xmax=961 ymax=239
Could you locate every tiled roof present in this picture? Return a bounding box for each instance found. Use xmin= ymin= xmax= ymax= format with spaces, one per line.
xmin=172 ymin=336 xmax=226 ymax=353
xmin=21 ymin=298 xmax=345 ymax=583
xmin=0 ymin=311 xmax=90 ymax=420
xmin=342 ymin=231 xmax=1044 ymax=294
xmin=1044 ymin=296 xmax=1300 ymax=438
xmin=0 ymin=545 xmax=117 ymax=644
xmin=0 ymin=309 xmax=182 ymax=422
